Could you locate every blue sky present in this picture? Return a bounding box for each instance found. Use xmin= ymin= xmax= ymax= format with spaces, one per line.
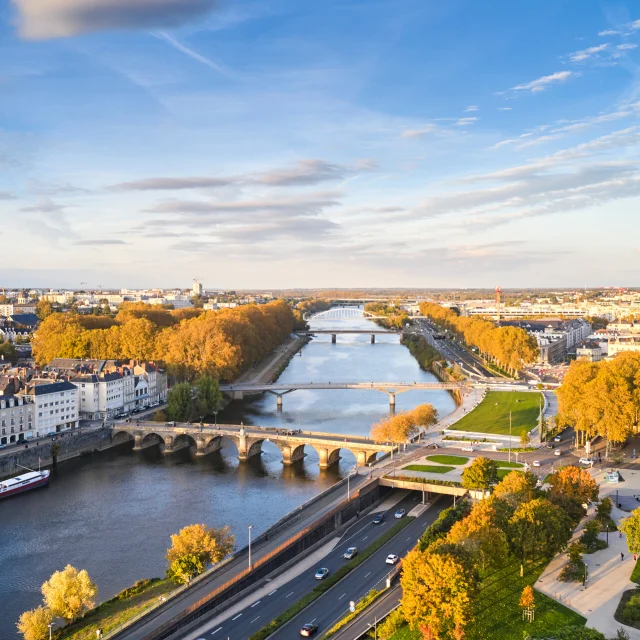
xmin=1 ymin=0 xmax=640 ymax=289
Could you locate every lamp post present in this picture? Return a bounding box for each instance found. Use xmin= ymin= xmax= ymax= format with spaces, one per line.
xmin=213 ymin=411 xmax=218 ymax=427
xmin=348 ymin=464 xmax=357 ymax=499
xmin=248 ymin=525 xmax=253 ymax=568
xmin=509 ymin=411 xmax=513 ymax=463
xmin=48 ymin=623 xmax=54 ymax=640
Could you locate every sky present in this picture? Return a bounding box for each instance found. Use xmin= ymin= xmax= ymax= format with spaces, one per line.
xmin=1 ymin=0 xmax=640 ymax=289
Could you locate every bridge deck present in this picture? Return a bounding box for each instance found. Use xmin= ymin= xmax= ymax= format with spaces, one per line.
xmin=297 ymin=329 xmax=397 ymax=334
xmin=219 ymin=381 xmax=465 ymax=392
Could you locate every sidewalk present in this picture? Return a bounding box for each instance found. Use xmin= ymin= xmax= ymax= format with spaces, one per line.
xmin=535 ymin=467 xmax=640 ymax=639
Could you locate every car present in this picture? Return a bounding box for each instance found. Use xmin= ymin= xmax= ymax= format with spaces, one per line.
xmin=461 ymin=446 xmax=474 ymax=452
xmin=386 ymin=554 xmax=399 ymax=565
xmin=343 ymin=547 xmax=358 ymax=560
xmin=532 ymin=460 xmax=541 ymax=467
xmin=372 ymin=513 xmax=385 ymax=524
xmin=314 ymin=568 xmax=329 ymax=580
xmin=554 ymin=449 xmax=562 ymax=456
xmin=395 ymin=509 xmax=406 ymax=519
xmin=0 ymin=444 xmax=6 ymax=450
xmin=545 ymin=443 xmax=555 ymax=449
xmin=554 ymin=435 xmax=562 ymax=442
xmin=425 ymin=443 xmax=440 ymax=449
xmin=579 ymin=457 xmax=594 ymax=467
xmin=300 ymin=623 xmax=318 ymax=637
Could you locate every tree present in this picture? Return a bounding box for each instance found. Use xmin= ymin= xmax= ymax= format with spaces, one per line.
xmin=519 ymin=584 xmax=535 ymax=611
xmin=492 ymin=470 xmax=538 ymax=508
xmin=166 ymin=523 xmax=234 ymax=583
xmin=35 ymin=300 xmax=53 ymax=321
xmin=16 ymin=606 xmax=53 ymax=640
xmin=520 ymin=429 xmax=530 ymax=446
xmin=194 ymin=374 xmax=222 ymax=418
xmin=400 ymin=544 xmax=476 ymax=639
xmin=166 ymin=383 xmax=194 ymax=422
xmin=461 ymin=456 xmax=498 ymax=492
xmin=619 ymin=508 xmax=640 ymax=554
xmin=0 ymin=340 xmax=18 ymax=364
xmin=548 ymin=465 xmax=599 ymax=504
xmin=167 ymin=553 xmax=206 ymax=585
xmin=596 ymin=497 xmax=613 ymax=523
xmin=408 ymin=404 xmax=439 ymax=429
xmin=41 ymin=565 xmax=97 ymax=622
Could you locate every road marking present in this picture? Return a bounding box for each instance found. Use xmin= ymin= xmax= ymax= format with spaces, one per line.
xmin=311 ymin=618 xmax=317 ymax=623
xmin=362 ymin=536 xmax=368 ymax=540
xmin=232 ymin=614 xmax=242 ymax=621
xmin=286 ymin=591 xmax=294 ymax=598
xmin=211 ymin=628 xmax=222 ymax=635
xmin=250 ymin=616 xmax=260 ymax=623
xmin=251 ymin=601 xmax=261 ymax=607
xmin=268 ymin=590 xmax=277 ymax=596
xmin=339 ymin=593 xmax=346 ymax=600
xmin=365 ymin=572 xmax=371 ymax=578
xmin=406 ymin=536 xmax=412 ymax=541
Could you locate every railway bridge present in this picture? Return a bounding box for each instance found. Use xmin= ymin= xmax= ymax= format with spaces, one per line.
xmin=111 ymin=422 xmax=395 ymax=469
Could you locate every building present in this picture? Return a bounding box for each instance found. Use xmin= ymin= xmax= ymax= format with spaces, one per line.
xmin=576 ymin=342 xmax=603 ymax=362
xmin=72 ymin=371 xmax=127 ymax=420
xmin=534 ymin=331 xmax=568 ymax=364
xmin=608 ymin=337 xmax=640 ymax=357
xmin=0 ymin=302 xmax=37 ymax=316
xmin=609 ymin=321 xmax=640 ymax=335
xmin=0 ymin=395 xmax=35 ymax=444
xmin=19 ymin=381 xmax=79 ymax=436
xmin=193 ymin=279 xmax=203 ymax=297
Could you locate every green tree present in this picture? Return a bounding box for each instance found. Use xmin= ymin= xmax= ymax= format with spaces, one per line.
xmin=492 ymin=470 xmax=539 ymax=509
xmin=0 ymin=340 xmax=18 ymax=364
xmin=41 ymin=565 xmax=97 ymax=622
xmin=461 ymin=456 xmax=498 ymax=492
xmin=520 ymin=428 xmax=531 ymax=446
xmin=166 ymin=383 xmax=194 ymax=422
xmin=194 ymin=374 xmax=222 ymax=419
xmin=619 ymin=508 xmax=640 ymax=554
xmin=596 ymin=497 xmax=613 ymax=524
xmin=16 ymin=606 xmax=53 ymax=640
xmin=167 ymin=553 xmax=205 ymax=585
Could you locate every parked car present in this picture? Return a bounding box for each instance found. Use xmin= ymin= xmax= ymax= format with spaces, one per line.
xmin=343 ymin=547 xmax=358 ymax=560
xmin=532 ymin=460 xmax=541 ymax=467
xmin=314 ymin=568 xmax=329 ymax=580
xmin=300 ymin=623 xmax=318 ymax=637
xmin=554 ymin=435 xmax=562 ymax=442
xmin=579 ymin=457 xmax=594 ymax=467
xmin=461 ymin=446 xmax=474 ymax=452
xmin=554 ymin=449 xmax=562 ymax=456
xmin=545 ymin=443 xmax=554 ymax=449
xmin=425 ymin=443 xmax=440 ymax=449
xmin=386 ymin=554 xmax=399 ymax=565
xmin=395 ymin=509 xmax=406 ymax=519
xmin=373 ymin=513 xmax=385 ymax=525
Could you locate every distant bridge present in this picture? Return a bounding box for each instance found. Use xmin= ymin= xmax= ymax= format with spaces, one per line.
xmin=306 ymin=307 xmax=428 ymax=324
xmin=219 ymin=380 xmax=466 ymax=408
xmin=297 ymin=328 xmax=397 ymax=343
xmin=111 ymin=422 xmax=394 ymax=469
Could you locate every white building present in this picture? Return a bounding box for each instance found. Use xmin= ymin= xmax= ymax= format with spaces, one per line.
xmin=193 ymin=279 xmax=203 ymax=297
xmin=21 ymin=381 xmax=79 ymax=436
xmin=609 ymin=337 xmax=640 ymax=357
xmin=576 ymin=343 xmax=603 ymax=362
xmin=0 ymin=395 xmax=35 ymax=445
xmin=72 ymin=371 xmax=126 ymax=420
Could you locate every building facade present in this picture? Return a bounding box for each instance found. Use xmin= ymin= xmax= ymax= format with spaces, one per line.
xmin=20 ymin=381 xmax=79 ymax=436
xmin=0 ymin=395 xmax=35 ymax=445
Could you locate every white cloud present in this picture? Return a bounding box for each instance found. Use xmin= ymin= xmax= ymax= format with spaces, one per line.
xmin=456 ymin=117 xmax=478 ymax=126
xmin=465 ymin=105 xmax=479 ymax=112
xmin=401 ymin=125 xmax=439 ymax=138
xmin=599 ymin=29 xmax=620 ymax=36
xmin=497 ymin=107 xmax=512 ymax=111
xmin=11 ymin=0 xmax=220 ymax=40
xmin=569 ymin=43 xmax=609 ymax=62
xmin=153 ymin=31 xmax=230 ymax=76
xmin=618 ymin=43 xmax=638 ymax=51
xmin=509 ymin=71 xmax=577 ymax=94
xmin=632 ymin=20 xmax=640 ymax=30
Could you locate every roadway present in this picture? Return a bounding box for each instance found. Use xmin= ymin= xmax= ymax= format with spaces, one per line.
xmin=219 ymin=381 xmax=463 ymax=393
xmin=179 ymin=492 xmax=449 ymax=640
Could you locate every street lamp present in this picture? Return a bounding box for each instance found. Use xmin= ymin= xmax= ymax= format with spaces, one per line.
xmin=347 ymin=464 xmax=357 ymax=499
xmin=213 ymin=411 xmax=218 ymax=427
xmin=48 ymin=622 xmax=55 ymax=640
xmin=248 ymin=525 xmax=253 ymax=568
xmin=508 ymin=411 xmax=512 ymax=463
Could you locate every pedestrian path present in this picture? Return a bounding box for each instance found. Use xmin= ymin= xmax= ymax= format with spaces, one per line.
xmin=535 ymin=467 xmax=640 ymax=639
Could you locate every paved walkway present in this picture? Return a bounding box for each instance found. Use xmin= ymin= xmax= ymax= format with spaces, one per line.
xmin=535 ymin=467 xmax=640 ymax=639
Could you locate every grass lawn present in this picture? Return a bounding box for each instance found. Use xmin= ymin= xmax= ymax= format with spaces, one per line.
xmin=389 ymin=557 xmax=585 ymax=640
xmin=56 ymin=579 xmax=174 ymax=640
xmin=497 ymin=469 xmax=523 ymax=480
xmin=631 ymin=558 xmax=640 ymax=584
xmin=497 ymin=461 xmax=524 ymax=468
xmin=402 ymin=464 xmax=455 ymax=474
xmin=449 ymin=391 xmax=542 ymax=436
xmin=425 ymin=454 xmax=469 ymax=465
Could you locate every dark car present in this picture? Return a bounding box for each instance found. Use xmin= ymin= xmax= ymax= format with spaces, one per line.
xmin=300 ymin=623 xmax=318 ymax=637
xmin=373 ymin=513 xmax=385 ymax=524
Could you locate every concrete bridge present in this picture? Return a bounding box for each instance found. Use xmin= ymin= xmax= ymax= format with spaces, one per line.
xmin=111 ymin=423 xmax=395 ymax=469
xmin=296 ymin=329 xmax=397 ymax=343
xmin=218 ymin=380 xmax=466 ymax=408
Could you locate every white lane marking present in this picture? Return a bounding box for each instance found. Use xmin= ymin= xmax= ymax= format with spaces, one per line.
xmin=406 ymin=536 xmax=412 ymax=541
xmin=365 ymin=572 xmax=371 ymax=578
xmin=311 ymin=618 xmax=317 ymax=623
xmin=286 ymin=591 xmax=294 ymax=598
xmin=250 ymin=616 xmax=260 ymax=623
xmin=362 ymin=536 xmax=368 ymax=540
xmin=211 ymin=629 xmax=222 ymax=636
xmin=268 ymin=589 xmax=277 ymax=596
xmin=251 ymin=601 xmax=261 ymax=608
xmin=232 ymin=614 xmax=242 ymax=621
xmin=339 ymin=593 xmax=346 ymax=600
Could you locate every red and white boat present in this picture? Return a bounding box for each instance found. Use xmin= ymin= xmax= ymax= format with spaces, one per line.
xmin=0 ymin=470 xmax=50 ymax=499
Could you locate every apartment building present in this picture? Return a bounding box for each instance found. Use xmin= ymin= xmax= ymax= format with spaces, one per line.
xmin=0 ymin=395 xmax=35 ymax=445
xmin=19 ymin=381 xmax=79 ymax=436
xmin=608 ymin=337 xmax=640 ymax=357
xmin=576 ymin=342 xmax=603 ymax=362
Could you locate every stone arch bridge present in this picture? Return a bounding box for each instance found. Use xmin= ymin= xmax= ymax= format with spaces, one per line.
xmin=111 ymin=422 xmax=395 ymax=469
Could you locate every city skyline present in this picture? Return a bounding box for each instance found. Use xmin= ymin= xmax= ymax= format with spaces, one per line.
xmin=2 ymin=0 xmax=640 ymax=287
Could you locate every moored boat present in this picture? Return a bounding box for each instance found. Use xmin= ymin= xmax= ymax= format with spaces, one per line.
xmin=0 ymin=470 xmax=50 ymax=499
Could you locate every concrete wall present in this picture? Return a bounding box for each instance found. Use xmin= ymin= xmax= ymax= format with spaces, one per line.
xmin=0 ymin=428 xmax=114 ymax=480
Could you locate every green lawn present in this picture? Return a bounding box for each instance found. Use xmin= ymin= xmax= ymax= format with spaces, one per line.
xmin=389 ymin=557 xmax=585 ymax=640
xmin=497 ymin=469 xmax=523 ymax=480
xmin=425 ymin=454 xmax=469 ymax=465
xmin=402 ymin=464 xmax=455 ymax=474
xmin=449 ymin=391 xmax=543 ymax=435
xmin=498 ymin=461 xmax=524 ymax=468
xmin=631 ymin=557 xmax=640 ymax=584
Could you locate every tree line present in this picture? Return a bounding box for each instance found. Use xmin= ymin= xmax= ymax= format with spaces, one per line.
xmin=557 ymin=351 xmax=640 ymax=454
xmin=370 ymin=404 xmax=439 ymax=445
xmin=364 ymin=302 xmax=410 ymax=329
xmin=380 ymin=462 xmax=601 ymax=640
xmin=419 ymin=302 xmax=539 ymax=375
xmin=31 ymin=300 xmax=296 ymax=382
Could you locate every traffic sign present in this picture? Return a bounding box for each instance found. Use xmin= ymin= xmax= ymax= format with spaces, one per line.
xmin=349 ymin=601 xmax=356 ymax=613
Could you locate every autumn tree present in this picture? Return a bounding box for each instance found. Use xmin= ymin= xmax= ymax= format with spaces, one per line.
xmin=619 ymin=508 xmax=640 ymax=554
xmin=166 ymin=383 xmax=194 ymax=422
xmin=35 ymin=300 xmax=53 ymax=321
xmin=371 ymin=404 xmax=437 ymax=444
xmin=519 ymin=585 xmax=536 ymax=619
xmin=41 ymin=565 xmax=97 ymax=622
xmin=492 ymin=470 xmax=539 ymax=509
xmin=166 ymin=524 xmax=234 ymax=584
xmin=548 ymin=465 xmax=599 ymax=505
xmin=401 ymin=543 xmax=477 ymax=639
xmin=461 ymin=456 xmax=498 ymax=492
xmin=407 ymin=404 xmax=439 ymax=429
xmin=16 ymin=606 xmax=53 ymax=640
xmin=194 ymin=374 xmax=222 ymax=419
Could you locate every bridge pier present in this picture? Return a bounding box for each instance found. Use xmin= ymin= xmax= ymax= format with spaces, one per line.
xmin=389 ymin=393 xmax=396 ymax=408
xmin=281 ymin=444 xmax=306 ymax=466
xmin=371 ymin=334 xmax=375 ymax=344
xmin=133 ymin=434 xmax=144 ymax=450
xmin=317 ymin=447 xmax=341 ymax=469
xmin=163 ymin=435 xmax=175 ymax=453
xmin=276 ymin=394 xmax=283 ymax=409
xmin=232 ymin=390 xmax=244 ymax=401
xmin=331 ymin=334 xmax=337 ymax=344
xmin=356 ymin=450 xmax=378 ymax=466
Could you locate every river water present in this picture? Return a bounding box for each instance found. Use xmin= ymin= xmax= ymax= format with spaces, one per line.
xmin=0 ymin=314 xmax=456 ymax=638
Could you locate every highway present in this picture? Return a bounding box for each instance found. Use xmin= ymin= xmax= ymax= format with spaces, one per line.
xmin=179 ymin=492 xmax=447 ymax=640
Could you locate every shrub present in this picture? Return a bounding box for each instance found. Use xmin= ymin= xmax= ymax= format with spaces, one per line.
xmin=376 ymin=608 xmax=404 ymax=640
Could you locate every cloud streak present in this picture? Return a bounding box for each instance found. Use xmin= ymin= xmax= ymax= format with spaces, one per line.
xmin=153 ymin=31 xmax=230 ymax=76
xmin=507 ymin=70 xmax=578 ymax=95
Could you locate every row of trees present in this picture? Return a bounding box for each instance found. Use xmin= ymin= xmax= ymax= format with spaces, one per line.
xmin=557 ymin=351 xmax=640 ymax=454
xmin=396 ymin=464 xmax=598 ymax=639
xmin=32 ymin=301 xmax=296 ymax=381
xmin=370 ymin=404 xmax=439 ymax=445
xmin=364 ymin=303 xmax=410 ymax=329
xmin=418 ymin=302 xmax=539 ymax=375
xmin=165 ymin=374 xmax=222 ymax=421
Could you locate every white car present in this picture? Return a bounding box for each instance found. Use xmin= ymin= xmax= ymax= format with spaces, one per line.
xmin=579 ymin=458 xmax=594 ymax=467
xmin=394 ymin=509 xmax=406 ymax=519
xmin=386 ymin=554 xmax=399 ymax=565
xmin=554 ymin=449 xmax=562 ymax=456
xmin=532 ymin=460 xmax=541 ymax=467
xmin=554 ymin=435 xmax=562 ymax=442
xmin=461 ymin=446 xmax=474 ymax=452
xmin=314 ymin=568 xmax=329 ymax=580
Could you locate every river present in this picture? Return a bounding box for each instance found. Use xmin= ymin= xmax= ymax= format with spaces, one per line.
xmin=0 ymin=314 xmax=456 ymax=638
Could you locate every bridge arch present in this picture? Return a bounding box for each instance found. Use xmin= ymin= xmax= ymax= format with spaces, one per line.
xmin=308 ymin=307 xmax=380 ymax=320
xmin=112 ymin=430 xmax=134 ymax=446
xmin=171 ymin=433 xmax=198 ymax=453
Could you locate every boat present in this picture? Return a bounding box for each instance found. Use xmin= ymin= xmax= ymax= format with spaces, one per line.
xmin=0 ymin=470 xmax=50 ymax=499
